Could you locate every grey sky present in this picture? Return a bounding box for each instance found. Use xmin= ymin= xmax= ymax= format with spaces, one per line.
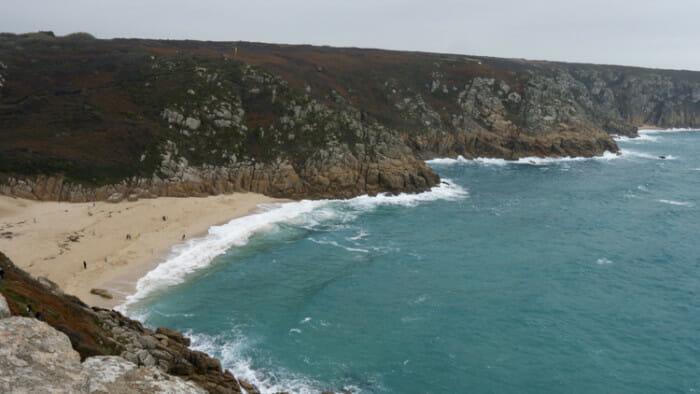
xmin=3 ymin=0 xmax=699 ymax=71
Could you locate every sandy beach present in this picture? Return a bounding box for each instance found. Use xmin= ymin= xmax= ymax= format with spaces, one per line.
xmin=0 ymin=193 xmax=288 ymax=309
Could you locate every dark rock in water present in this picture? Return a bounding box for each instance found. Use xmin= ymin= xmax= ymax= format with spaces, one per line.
xmin=238 ymin=379 xmax=260 ymax=394
xmin=659 ymin=155 xmax=666 ymax=159
xmin=157 ymin=326 xmax=191 ymax=346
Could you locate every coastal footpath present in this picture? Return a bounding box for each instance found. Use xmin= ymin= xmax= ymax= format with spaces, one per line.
xmin=2 ymin=32 xmax=700 ymax=201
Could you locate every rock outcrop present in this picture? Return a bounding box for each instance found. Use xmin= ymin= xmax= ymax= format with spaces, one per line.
xmin=0 ymin=315 xmax=206 ymax=393
xmin=0 ymin=251 xmax=259 ymax=393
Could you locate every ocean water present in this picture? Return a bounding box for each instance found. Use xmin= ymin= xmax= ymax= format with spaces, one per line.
xmin=122 ymin=129 xmax=700 ymax=393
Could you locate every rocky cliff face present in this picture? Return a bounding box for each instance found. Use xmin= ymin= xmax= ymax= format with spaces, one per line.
xmin=0 ymin=33 xmax=437 ymax=202
xmin=0 ymin=316 xmax=207 ymax=393
xmin=0 ymin=251 xmax=261 ymax=393
xmin=1 ymin=33 xmax=700 ymax=201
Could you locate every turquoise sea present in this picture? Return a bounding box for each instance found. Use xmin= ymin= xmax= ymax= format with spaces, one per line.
xmin=122 ymin=129 xmax=700 ymax=393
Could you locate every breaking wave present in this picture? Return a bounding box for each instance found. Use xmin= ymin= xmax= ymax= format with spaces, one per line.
xmin=613 ymin=134 xmax=658 ymax=142
xmin=638 ymin=128 xmax=698 ymax=134
xmin=186 ymin=330 xmax=333 ymax=394
xmin=118 ymin=180 xmax=467 ymax=311
xmin=658 ymin=199 xmax=694 ymax=207
xmin=426 ymin=151 xmax=620 ymax=166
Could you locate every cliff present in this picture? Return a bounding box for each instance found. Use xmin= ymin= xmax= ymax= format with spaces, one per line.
xmin=0 ymin=251 xmax=261 ymax=393
xmin=1 ymin=32 xmax=700 ymax=201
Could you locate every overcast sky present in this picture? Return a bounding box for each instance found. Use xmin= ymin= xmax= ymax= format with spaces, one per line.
xmin=3 ymin=0 xmax=698 ymax=71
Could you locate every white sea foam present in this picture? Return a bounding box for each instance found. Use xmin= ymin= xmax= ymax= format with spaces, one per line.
xmin=309 ymin=238 xmax=369 ymax=253
xmin=409 ymin=294 xmax=428 ymax=305
xmin=638 ymin=127 xmax=698 ymax=134
xmin=187 ymin=331 xmax=329 ymax=394
xmin=613 ymin=134 xmax=659 ymax=142
xmin=346 ymin=230 xmax=369 ymax=241
xmin=117 ymin=180 xmax=463 ymax=392
xmin=118 ymin=180 xmax=467 ymax=311
xmin=425 ymin=155 xmax=471 ymax=165
xmin=618 ymin=149 xmax=675 ymax=160
xmin=426 ymin=151 xmax=620 ymax=166
xmin=347 ymin=179 xmax=467 ymax=209
xmin=658 ymin=199 xmax=694 ymax=207
xmin=118 ymin=200 xmax=327 ymax=311
xmin=596 ymin=258 xmax=613 ymax=265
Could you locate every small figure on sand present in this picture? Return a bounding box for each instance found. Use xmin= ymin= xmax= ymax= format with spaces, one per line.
xmin=126 ymin=234 xmax=132 ymax=240
xmin=26 ymin=304 xmax=32 ymax=315
xmin=162 ymin=216 xmax=167 ymax=221
xmin=35 ymin=310 xmax=41 ymax=320
xmin=182 ymin=234 xmax=186 ymax=240
xmin=83 ymin=261 xmax=87 ymax=270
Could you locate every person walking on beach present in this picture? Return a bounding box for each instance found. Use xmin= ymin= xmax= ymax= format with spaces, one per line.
xmin=83 ymin=261 xmax=87 ymax=269
xmin=182 ymin=234 xmax=186 ymax=240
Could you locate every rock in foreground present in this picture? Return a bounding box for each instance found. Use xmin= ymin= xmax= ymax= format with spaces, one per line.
xmin=0 ymin=316 xmax=205 ymax=393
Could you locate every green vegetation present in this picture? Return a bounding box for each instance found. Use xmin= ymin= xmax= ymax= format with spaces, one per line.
xmin=1 ymin=33 xmax=699 ymax=190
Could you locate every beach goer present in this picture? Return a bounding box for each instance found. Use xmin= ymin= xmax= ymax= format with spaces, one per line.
xmin=35 ymin=310 xmax=41 ymax=319
xmin=126 ymin=234 xmax=131 ymax=240
xmin=182 ymin=234 xmax=186 ymax=240
xmin=0 ymin=266 xmax=4 ymax=280
xmin=26 ymin=305 xmax=32 ymax=315
xmin=162 ymin=216 xmax=167 ymax=221
xmin=83 ymin=261 xmax=87 ymax=269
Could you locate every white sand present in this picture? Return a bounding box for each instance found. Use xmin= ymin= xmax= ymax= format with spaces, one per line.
xmin=0 ymin=193 xmax=288 ymax=309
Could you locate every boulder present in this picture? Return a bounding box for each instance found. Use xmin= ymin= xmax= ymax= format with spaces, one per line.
xmin=90 ymin=288 xmax=114 ymax=299
xmin=157 ymin=326 xmax=191 ymax=346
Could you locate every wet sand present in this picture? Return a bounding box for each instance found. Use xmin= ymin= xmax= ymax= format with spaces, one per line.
xmin=0 ymin=193 xmax=288 ymax=309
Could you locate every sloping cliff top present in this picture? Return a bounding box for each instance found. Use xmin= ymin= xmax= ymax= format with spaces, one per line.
xmin=1 ymin=32 xmax=700 ymax=200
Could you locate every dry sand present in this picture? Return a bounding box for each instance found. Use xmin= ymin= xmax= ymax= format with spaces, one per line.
xmin=0 ymin=193 xmax=288 ymax=309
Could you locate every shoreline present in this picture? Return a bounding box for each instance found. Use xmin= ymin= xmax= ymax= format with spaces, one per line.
xmin=0 ymin=193 xmax=289 ymax=309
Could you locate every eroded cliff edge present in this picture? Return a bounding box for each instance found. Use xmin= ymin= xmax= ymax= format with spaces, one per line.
xmin=0 ymin=251 xmax=261 ymax=393
xmin=1 ymin=32 xmax=700 ymax=201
